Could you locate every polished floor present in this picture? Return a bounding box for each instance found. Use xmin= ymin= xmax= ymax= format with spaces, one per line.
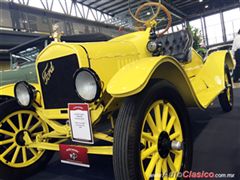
xmin=28 ymin=88 xmax=240 ymax=180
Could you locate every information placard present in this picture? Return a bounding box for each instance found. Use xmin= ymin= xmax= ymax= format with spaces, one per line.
xmin=68 ymin=103 xmax=94 ymax=144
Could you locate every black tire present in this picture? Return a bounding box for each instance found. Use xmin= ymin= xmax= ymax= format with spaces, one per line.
xmin=113 ymin=80 xmax=192 ymax=180
xmin=0 ymin=100 xmax=54 ymax=180
xmin=218 ymin=66 xmax=233 ymax=112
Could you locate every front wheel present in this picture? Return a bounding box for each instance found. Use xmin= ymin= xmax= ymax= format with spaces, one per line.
xmin=113 ymin=81 xmax=192 ymax=180
xmin=0 ymin=100 xmax=53 ymax=180
xmin=218 ymin=66 xmax=233 ymax=112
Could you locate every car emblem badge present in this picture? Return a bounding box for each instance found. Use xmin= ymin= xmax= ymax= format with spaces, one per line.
xmin=70 ymin=152 xmax=78 ymax=160
xmin=42 ymin=61 xmax=55 ymax=85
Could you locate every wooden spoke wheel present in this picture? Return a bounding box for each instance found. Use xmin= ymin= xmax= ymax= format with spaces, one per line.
xmin=113 ymin=81 xmax=192 ymax=180
xmin=0 ymin=100 xmax=53 ymax=179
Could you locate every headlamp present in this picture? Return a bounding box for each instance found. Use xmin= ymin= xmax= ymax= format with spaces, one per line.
xmin=73 ymin=68 xmax=101 ymax=102
xmin=14 ymin=81 xmax=36 ymax=107
xmin=147 ymin=41 xmax=158 ymax=53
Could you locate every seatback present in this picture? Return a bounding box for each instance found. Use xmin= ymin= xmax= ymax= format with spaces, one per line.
xmin=157 ymin=30 xmax=193 ymax=63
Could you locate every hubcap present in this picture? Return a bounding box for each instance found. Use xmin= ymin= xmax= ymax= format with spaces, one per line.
xmin=15 ymin=130 xmax=30 ymax=146
xmin=158 ymin=131 xmax=171 ymax=158
xmin=171 ymin=140 xmax=183 ymax=151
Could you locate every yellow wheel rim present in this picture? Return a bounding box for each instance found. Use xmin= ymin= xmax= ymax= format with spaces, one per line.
xmin=0 ymin=110 xmax=48 ymax=168
xmin=140 ymin=100 xmax=183 ymax=180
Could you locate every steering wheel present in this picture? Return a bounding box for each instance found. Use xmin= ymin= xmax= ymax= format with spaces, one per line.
xmin=129 ymin=2 xmax=172 ymax=37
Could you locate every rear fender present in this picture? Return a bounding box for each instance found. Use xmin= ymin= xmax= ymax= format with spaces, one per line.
xmin=205 ymin=50 xmax=234 ymax=70
xmin=107 ymin=56 xmax=202 ymax=108
xmin=190 ymin=50 xmax=235 ymax=108
xmin=199 ymin=50 xmax=234 ymax=96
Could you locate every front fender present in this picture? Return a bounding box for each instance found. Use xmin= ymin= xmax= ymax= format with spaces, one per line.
xmin=0 ymin=84 xmax=16 ymax=98
xmin=0 ymin=83 xmax=41 ymax=105
xmin=107 ymin=56 xmax=202 ymax=108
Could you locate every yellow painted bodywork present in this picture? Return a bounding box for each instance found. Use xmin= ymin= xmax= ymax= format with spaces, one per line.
xmin=107 ymin=49 xmax=234 ymax=109
xmin=32 ymin=28 xmax=234 ymax=112
xmin=0 ymin=84 xmax=15 ymax=97
xmin=0 ymin=27 xmax=234 ymax=155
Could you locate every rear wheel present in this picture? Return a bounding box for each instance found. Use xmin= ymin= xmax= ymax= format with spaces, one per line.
xmin=113 ymin=81 xmax=192 ymax=180
xmin=0 ymin=100 xmax=53 ymax=179
xmin=218 ymin=66 xmax=233 ymax=112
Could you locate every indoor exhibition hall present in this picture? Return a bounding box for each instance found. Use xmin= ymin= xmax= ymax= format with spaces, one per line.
xmin=0 ymin=0 xmax=239 ymax=180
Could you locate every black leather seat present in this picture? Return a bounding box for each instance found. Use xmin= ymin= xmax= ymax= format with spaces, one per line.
xmin=157 ymin=30 xmax=193 ymax=63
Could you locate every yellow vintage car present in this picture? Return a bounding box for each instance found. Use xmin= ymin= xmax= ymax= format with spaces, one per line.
xmin=0 ymin=2 xmax=234 ymax=180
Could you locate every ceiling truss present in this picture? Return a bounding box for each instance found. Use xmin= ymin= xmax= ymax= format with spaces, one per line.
xmin=5 ymin=0 xmax=240 ymax=29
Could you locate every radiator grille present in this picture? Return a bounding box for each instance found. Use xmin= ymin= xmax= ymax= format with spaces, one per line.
xmin=38 ymin=54 xmax=83 ymax=109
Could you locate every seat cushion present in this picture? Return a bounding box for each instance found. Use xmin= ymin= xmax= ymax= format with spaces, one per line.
xmin=157 ymin=30 xmax=193 ymax=63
